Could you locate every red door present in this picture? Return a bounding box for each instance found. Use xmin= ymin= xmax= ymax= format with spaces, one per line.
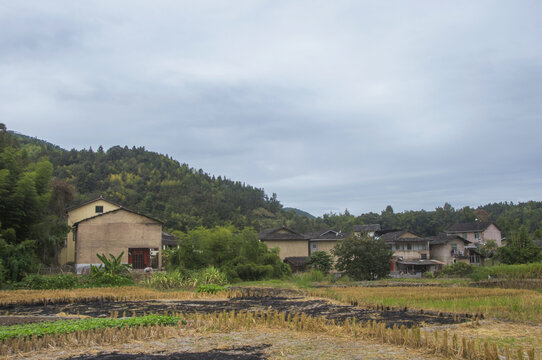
xmin=129 ymin=248 xmax=149 ymax=269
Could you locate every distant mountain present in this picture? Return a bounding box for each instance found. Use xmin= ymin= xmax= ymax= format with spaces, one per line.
xmin=283 ymin=207 xmax=316 ymax=219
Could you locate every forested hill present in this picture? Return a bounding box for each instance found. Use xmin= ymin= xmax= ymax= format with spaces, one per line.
xmin=11 ymin=131 xmax=284 ymax=231
xmin=5 ymin=129 xmax=542 ymax=240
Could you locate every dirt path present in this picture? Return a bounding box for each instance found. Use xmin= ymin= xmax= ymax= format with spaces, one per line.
xmin=13 ymin=328 xmax=444 ymax=360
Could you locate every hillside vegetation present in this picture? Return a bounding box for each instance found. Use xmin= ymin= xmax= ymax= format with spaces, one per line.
xmin=2 ymin=124 xmax=542 ymax=275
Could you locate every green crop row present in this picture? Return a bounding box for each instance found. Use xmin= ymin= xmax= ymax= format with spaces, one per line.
xmin=0 ymin=314 xmax=180 ymax=340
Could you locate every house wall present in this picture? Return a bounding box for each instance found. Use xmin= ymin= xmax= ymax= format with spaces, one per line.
xmin=393 ymin=247 xmax=430 ymax=260
xmin=431 ymin=239 xmax=467 ymax=265
xmin=482 ymin=224 xmax=502 ymax=246
xmin=58 ymin=200 xmax=121 ymax=265
xmin=309 ymin=240 xmax=340 ymax=264
xmin=262 ymin=240 xmax=308 ymax=260
xmin=75 ymin=210 xmax=161 ymax=269
xmin=392 ymin=233 xmax=428 ymax=260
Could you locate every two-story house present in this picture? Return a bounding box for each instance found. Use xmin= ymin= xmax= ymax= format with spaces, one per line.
xmin=446 ymin=222 xmax=502 ymax=246
xmin=427 ymin=233 xmax=484 ymax=266
xmin=58 ymin=197 xmax=165 ymax=273
xmin=258 ymin=227 xmax=346 ymax=271
xmin=380 ymin=230 xmax=443 ymax=274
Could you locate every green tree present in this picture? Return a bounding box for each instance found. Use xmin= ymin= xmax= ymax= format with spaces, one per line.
xmin=496 ymin=226 xmax=542 ymax=264
xmin=306 ymin=251 xmax=333 ymax=274
xmin=333 ymin=234 xmax=393 ymax=280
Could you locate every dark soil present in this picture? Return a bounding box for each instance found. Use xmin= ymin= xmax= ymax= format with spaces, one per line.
xmin=64 ymin=345 xmax=270 ymax=360
xmin=0 ymin=295 xmax=468 ymax=328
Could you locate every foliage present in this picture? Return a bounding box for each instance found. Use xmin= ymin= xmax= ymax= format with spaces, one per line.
xmin=470 ymin=262 xmax=542 ymax=281
xmin=146 ymin=266 xmax=228 ymax=290
xmin=90 ymin=252 xmax=133 ymax=287
xmin=333 ymin=235 xmax=393 ymax=281
xmin=11 ymin=131 xmax=284 ymax=233
xmin=496 ymin=226 xmax=542 ymax=264
xmin=0 ymin=314 xmax=179 ymax=340
xmin=477 ymin=239 xmax=498 ymax=258
xmin=19 ymin=274 xmax=79 ymax=290
xmin=292 ymin=269 xmax=327 ymax=287
xmin=168 ymin=226 xmax=290 ymax=282
xmin=0 ymin=127 xmax=73 ymax=280
xmin=0 ymin=238 xmax=37 ymax=282
xmin=435 ymin=262 xmax=475 ymax=278
xmin=306 ymin=251 xmax=333 ymax=274
xmin=196 ymin=283 xmax=226 ymax=294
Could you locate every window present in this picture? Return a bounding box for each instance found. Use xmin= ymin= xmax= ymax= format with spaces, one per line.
xmin=420 ymin=253 xmax=427 ymax=260
xmin=474 ymin=232 xmax=479 ymax=239
xmin=95 ymin=205 xmax=104 ymax=213
xmin=311 ymin=243 xmax=318 ymax=252
xmin=451 ymin=244 xmax=458 ymax=252
xmin=407 ymin=243 xmax=412 ymax=250
xmin=462 ymin=233 xmax=467 ymax=239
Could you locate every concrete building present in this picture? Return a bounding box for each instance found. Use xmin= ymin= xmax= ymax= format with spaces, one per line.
xmin=446 ymin=221 xmax=502 ymax=246
xmin=58 ymin=197 xmax=164 ymax=273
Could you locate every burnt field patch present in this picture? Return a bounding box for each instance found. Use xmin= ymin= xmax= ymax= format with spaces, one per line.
xmin=64 ymin=345 xmax=270 ymax=360
xmin=0 ymin=294 xmax=469 ymax=328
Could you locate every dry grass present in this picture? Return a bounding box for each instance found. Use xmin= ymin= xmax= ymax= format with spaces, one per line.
xmin=0 ymin=287 xmax=228 ymax=306
xmin=306 ymin=286 xmax=542 ymax=323
xmin=1 ymin=310 xmax=538 ymax=360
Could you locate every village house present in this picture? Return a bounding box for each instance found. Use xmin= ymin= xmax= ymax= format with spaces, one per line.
xmin=58 ymin=197 xmax=170 ymax=273
xmin=258 ymin=227 xmax=346 ymax=271
xmin=305 ymin=229 xmax=347 ymax=256
xmin=258 ymin=226 xmax=308 ymax=261
xmin=379 ymin=230 xmax=444 ymax=274
xmin=446 ymin=221 xmax=502 ymax=246
xmin=426 ymin=233 xmax=484 ymax=266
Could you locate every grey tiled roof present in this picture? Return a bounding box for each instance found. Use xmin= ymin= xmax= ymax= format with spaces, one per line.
xmin=446 ymin=222 xmax=496 ymax=233
xmin=305 ymin=229 xmax=348 ymax=240
xmin=380 ymin=230 xmax=423 ymax=243
xmin=258 ymin=226 xmax=306 ymax=241
xmin=353 ymin=224 xmax=381 ymax=232
xmin=426 ymin=233 xmax=471 ymax=245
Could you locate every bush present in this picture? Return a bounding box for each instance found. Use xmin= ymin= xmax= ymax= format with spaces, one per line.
xmin=333 ymin=235 xmax=393 ymax=280
xmin=306 ymin=251 xmax=333 ymax=274
xmin=147 ymin=267 xmax=228 ymax=290
xmin=470 ymin=262 xmax=542 ymax=281
xmin=435 ymin=262 xmax=474 ymax=278
xmin=196 ymin=284 xmax=226 ymax=294
xmin=20 ymin=274 xmax=79 ymax=289
xmin=234 ymin=263 xmax=274 ymax=281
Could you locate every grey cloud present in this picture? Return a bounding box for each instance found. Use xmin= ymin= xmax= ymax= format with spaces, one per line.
xmin=3 ymin=1 xmax=542 ymax=216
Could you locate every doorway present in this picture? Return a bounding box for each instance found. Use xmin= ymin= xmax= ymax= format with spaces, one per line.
xmin=128 ymin=248 xmax=150 ymax=269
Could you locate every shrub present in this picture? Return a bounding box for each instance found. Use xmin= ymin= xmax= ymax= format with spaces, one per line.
xmin=306 ymin=251 xmax=333 ymax=274
xmin=435 ymin=262 xmax=474 ymax=278
xmin=90 ymin=252 xmax=133 ymax=287
xmin=333 ymin=235 xmax=392 ymax=280
xmin=196 ymin=284 xmax=226 ymax=294
xmin=20 ymin=274 xmax=79 ymax=290
xmin=146 ymin=267 xmax=228 ymax=290
xmin=234 ymin=263 xmax=274 ymax=281
xmin=195 ymin=266 xmax=228 ymax=286
xmin=470 ymin=262 xmax=542 ymax=281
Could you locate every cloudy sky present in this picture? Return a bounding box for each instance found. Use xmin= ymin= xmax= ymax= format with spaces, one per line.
xmin=2 ymin=1 xmax=542 ymax=216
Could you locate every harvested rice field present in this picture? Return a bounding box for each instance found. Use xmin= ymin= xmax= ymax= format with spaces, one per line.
xmin=0 ymin=286 xmax=539 ymax=360
xmin=11 ymin=328 xmax=445 ymax=360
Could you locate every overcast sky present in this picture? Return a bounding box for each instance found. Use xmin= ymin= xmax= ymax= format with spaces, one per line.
xmin=2 ymin=1 xmax=542 ymax=216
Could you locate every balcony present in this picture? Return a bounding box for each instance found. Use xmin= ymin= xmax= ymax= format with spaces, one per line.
xmin=451 ymin=249 xmax=468 ymax=258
